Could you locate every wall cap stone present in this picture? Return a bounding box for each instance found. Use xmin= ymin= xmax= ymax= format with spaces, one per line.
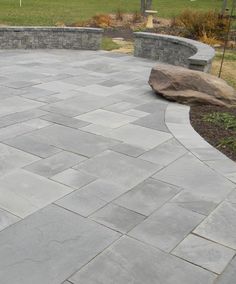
xmin=0 ymin=26 xmax=103 ymax=33
xmin=134 ymin=32 xmax=215 ymax=66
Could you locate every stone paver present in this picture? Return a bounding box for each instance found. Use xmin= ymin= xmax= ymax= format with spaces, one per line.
xmin=0 ymin=205 xmax=120 ymax=284
xmin=0 ymin=49 xmax=235 ymax=283
xmin=70 ymin=236 xmax=216 ymax=284
xmin=172 ymin=234 xmax=235 ymax=274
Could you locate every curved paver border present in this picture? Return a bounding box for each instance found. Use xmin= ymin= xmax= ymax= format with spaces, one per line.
xmin=134 ymin=32 xmax=215 ymax=72
xmin=0 ymin=27 xmax=103 ymax=50
xmin=165 ymin=103 xmax=236 ymax=183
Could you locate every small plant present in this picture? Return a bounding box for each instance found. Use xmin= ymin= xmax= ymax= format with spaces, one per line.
xmin=132 ymin=11 xmax=142 ymax=23
xmin=218 ymin=137 xmax=236 ymax=152
xmin=115 ymin=8 xmax=124 ymax=21
xmin=101 ymin=37 xmax=120 ymax=51
xmin=91 ymin=14 xmax=112 ymax=28
xmin=203 ymin=112 xmax=236 ymax=131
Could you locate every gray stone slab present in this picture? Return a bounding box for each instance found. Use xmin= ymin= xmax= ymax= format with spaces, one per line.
xmin=70 ymin=236 xmax=216 ymax=284
xmin=140 ymin=138 xmax=187 ymax=166
xmin=90 ymin=203 xmax=145 ymax=233
xmin=56 ymin=187 xmax=107 ymax=217
xmin=129 ymin=203 xmax=204 ymax=252
xmin=0 ymin=169 xmax=72 ymax=218
xmin=216 ymin=256 xmax=236 ymax=284
xmin=172 ymin=234 xmax=235 ymax=274
xmin=206 ymin=159 xmax=236 ymax=175
xmin=132 ymin=111 xmax=169 ymax=132
xmin=0 ymin=143 xmax=39 ymax=177
xmin=110 ymin=143 xmax=145 ymax=157
xmin=24 ymin=151 xmax=87 ymax=178
xmin=22 ymin=118 xmax=52 ymax=129
xmin=41 ymin=94 xmax=118 ymax=117
xmin=51 ymin=168 xmax=96 ymax=189
xmin=76 ymin=109 xmax=137 ymax=128
xmin=191 ymin=147 xmax=227 ymax=161
xmin=194 ymin=202 xmax=236 ymax=249
xmin=41 ymin=113 xmax=90 ymax=129
xmin=104 ymin=101 xmax=138 ymax=113
xmin=115 ymin=178 xmax=180 ymax=216
xmin=0 ymin=96 xmax=44 ymax=118
xmin=135 ymin=101 xmax=168 ymax=113
xmin=5 ymin=135 xmax=62 ymax=158
xmin=0 ymin=109 xmax=47 ymax=128
xmin=170 ymin=191 xmax=218 ymax=216
xmin=0 ymin=123 xmax=35 ymax=141
xmin=108 ymin=124 xmax=172 ymax=150
xmin=153 ymin=153 xmax=235 ymax=202
xmin=76 ymin=150 xmax=159 ymax=189
xmin=0 ymin=85 xmax=26 ymax=97
xmin=21 ymin=124 xmax=118 ymax=158
xmin=76 ymin=179 xmax=127 ymax=202
xmin=123 ymin=109 xmax=149 ymax=118
xmin=0 ymin=204 xmax=120 ymax=284
xmin=0 ymin=208 xmax=20 ymax=232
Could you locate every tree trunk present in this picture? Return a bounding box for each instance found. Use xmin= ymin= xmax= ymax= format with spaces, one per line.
xmin=221 ymin=0 xmax=227 ymax=15
xmin=146 ymin=0 xmax=152 ymax=10
xmin=141 ymin=0 xmax=146 ymax=15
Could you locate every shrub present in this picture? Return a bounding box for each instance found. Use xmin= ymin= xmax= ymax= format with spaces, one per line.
xmin=173 ymin=9 xmax=228 ymax=40
xmin=91 ymin=14 xmax=112 ymax=28
xmin=132 ymin=11 xmax=142 ymax=23
xmin=115 ymin=8 xmax=124 ymax=21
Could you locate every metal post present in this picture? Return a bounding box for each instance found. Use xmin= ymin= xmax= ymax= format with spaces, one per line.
xmin=219 ymin=0 xmax=236 ymax=78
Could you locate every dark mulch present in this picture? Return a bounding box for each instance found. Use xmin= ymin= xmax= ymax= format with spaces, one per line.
xmin=104 ymin=27 xmax=134 ymax=40
xmin=190 ymin=105 xmax=236 ymax=161
xmin=103 ymin=26 xmax=182 ymax=41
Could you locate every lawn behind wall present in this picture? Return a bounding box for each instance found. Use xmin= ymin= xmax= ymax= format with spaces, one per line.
xmin=0 ymin=0 xmax=226 ymax=26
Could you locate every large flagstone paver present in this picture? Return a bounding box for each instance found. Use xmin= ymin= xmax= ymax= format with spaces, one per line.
xmin=70 ymin=236 xmax=216 ymax=284
xmin=0 ymin=49 xmax=235 ymax=283
xmin=0 ymin=204 xmax=120 ymax=284
xmin=0 ymin=169 xmax=72 ymax=217
xmin=194 ymin=202 xmax=236 ymax=249
xmin=76 ymin=150 xmax=160 ymax=189
xmin=129 ymin=203 xmax=204 ymax=252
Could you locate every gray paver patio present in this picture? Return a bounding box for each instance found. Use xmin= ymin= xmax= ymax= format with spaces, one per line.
xmin=0 ymin=49 xmax=235 ymax=283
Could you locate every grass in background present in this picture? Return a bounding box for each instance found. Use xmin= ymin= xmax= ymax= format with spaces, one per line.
xmin=212 ymin=50 xmax=236 ymax=90
xmin=0 ymin=0 xmax=225 ymax=26
xmin=101 ymin=37 xmax=120 ymax=51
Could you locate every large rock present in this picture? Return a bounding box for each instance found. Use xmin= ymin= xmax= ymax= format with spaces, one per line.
xmin=149 ymin=64 xmax=236 ymax=107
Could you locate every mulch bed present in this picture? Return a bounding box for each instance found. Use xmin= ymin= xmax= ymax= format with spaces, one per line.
xmin=190 ymin=105 xmax=236 ymax=161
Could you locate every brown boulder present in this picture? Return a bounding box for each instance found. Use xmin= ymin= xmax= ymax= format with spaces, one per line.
xmin=149 ymin=64 xmax=236 ymax=107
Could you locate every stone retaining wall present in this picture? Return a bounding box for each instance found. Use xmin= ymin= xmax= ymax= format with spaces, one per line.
xmin=0 ymin=27 xmax=103 ymax=50
xmin=134 ymin=32 xmax=215 ymax=72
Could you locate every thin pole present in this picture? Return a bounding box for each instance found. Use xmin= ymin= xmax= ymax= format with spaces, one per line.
xmin=20 ymin=0 xmax=22 ymax=7
xmin=219 ymin=1 xmax=235 ymax=77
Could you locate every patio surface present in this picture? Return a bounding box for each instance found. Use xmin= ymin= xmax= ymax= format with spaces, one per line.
xmin=0 ymin=49 xmax=235 ymax=284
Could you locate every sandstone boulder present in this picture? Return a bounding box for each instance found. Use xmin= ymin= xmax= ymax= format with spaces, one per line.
xmin=149 ymin=64 xmax=236 ymax=107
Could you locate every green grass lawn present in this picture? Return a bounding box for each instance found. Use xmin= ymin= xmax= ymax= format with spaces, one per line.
xmin=0 ymin=0 xmax=226 ymax=26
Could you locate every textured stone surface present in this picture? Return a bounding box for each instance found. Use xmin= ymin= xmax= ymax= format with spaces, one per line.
xmin=0 ymin=169 xmax=72 ymax=217
xmin=77 ymin=150 xmax=159 ymax=189
xmin=0 ymin=205 xmax=120 ymax=284
xmin=90 ymin=203 xmax=145 ymax=233
xmin=149 ymin=64 xmax=236 ymax=106
xmin=0 ymin=27 xmax=103 ymax=50
xmin=70 ymin=237 xmax=216 ymax=284
xmin=0 ymin=49 xmax=235 ymax=283
xmin=134 ymin=32 xmax=215 ymax=72
xmin=129 ymin=203 xmax=204 ymax=252
xmin=115 ymin=178 xmax=180 ymax=216
xmin=194 ymin=202 xmax=236 ymax=249
xmin=172 ymin=234 xmax=235 ymax=274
